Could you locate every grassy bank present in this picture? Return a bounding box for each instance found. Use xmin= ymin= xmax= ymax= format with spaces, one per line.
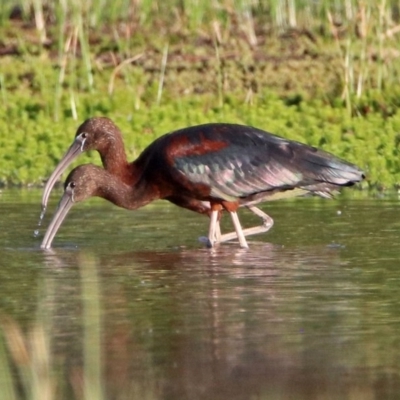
xmin=0 ymin=0 xmax=400 ymax=188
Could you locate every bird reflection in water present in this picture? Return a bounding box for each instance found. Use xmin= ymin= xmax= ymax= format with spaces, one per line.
xmin=10 ymin=246 xmax=384 ymax=400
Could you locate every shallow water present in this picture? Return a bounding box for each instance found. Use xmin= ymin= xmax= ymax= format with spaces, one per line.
xmin=1 ymin=189 xmax=400 ymax=399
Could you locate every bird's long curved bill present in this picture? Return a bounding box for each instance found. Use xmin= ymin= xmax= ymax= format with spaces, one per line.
xmin=41 ymin=140 xmax=83 ymax=211
xmin=40 ymin=192 xmax=74 ymax=249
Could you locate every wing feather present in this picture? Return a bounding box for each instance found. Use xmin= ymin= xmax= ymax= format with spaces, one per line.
xmin=166 ymin=124 xmax=363 ymax=202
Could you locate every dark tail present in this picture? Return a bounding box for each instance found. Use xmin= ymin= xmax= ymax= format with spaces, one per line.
xmin=312 ymin=153 xmax=364 ymax=183
xmin=289 ymin=143 xmax=365 ymax=194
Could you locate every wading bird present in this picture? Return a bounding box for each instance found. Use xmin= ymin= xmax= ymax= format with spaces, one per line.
xmin=41 ymin=118 xmax=273 ymax=245
xmin=40 ymin=120 xmax=364 ymax=249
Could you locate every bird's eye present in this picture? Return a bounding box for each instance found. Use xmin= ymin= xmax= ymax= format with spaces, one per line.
xmin=70 ymin=182 xmax=76 ymax=189
xmin=81 ymin=132 xmax=87 ymax=138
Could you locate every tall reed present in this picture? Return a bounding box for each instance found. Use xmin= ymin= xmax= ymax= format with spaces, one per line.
xmin=1 ymin=0 xmax=400 ymax=117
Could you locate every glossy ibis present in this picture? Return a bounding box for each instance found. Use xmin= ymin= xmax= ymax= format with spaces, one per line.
xmin=41 ymin=117 xmax=269 ymax=244
xmin=40 ymin=120 xmax=364 ymax=249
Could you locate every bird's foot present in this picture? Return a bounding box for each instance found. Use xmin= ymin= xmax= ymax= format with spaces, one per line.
xmin=216 ymin=207 xmax=274 ymax=245
xmin=214 ymin=219 xmax=273 ymax=246
xmin=198 ymin=236 xmax=216 ymax=248
xmin=203 ymin=208 xmax=274 ymax=248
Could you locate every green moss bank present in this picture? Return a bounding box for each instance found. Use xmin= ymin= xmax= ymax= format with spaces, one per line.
xmin=2 ymin=92 xmax=398 ymax=189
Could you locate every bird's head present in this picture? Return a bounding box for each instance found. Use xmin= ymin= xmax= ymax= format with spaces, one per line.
xmin=63 ymin=164 xmax=103 ymax=202
xmin=74 ymin=116 xmax=121 ymax=153
xmin=40 ymin=164 xmax=105 ymax=250
xmin=41 ymin=117 xmax=122 ymax=212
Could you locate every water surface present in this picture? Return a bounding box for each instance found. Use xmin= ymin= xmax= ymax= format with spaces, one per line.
xmin=0 ymin=189 xmax=399 ymax=399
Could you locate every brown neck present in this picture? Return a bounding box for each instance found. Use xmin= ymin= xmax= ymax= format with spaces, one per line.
xmin=99 ymin=134 xmax=130 ymax=179
xmin=96 ymin=171 xmax=160 ymax=211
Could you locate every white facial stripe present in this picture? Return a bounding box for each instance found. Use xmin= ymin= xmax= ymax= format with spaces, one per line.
xmin=66 ymin=183 xmax=75 ymax=202
xmin=80 ymin=138 xmax=86 ymax=151
xmin=78 ymin=132 xmax=87 ymax=149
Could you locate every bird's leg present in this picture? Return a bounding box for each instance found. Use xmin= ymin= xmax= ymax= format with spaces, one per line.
xmin=229 ymin=211 xmax=249 ymax=248
xmin=207 ymin=210 xmax=219 ymax=248
xmin=166 ymin=196 xmax=222 ymax=246
xmin=217 ymin=206 xmax=274 ymax=244
xmin=247 ymin=206 xmax=274 ymax=230
xmin=214 ymin=220 xmax=222 ymax=242
xmin=205 ymin=205 xmax=273 ymax=248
